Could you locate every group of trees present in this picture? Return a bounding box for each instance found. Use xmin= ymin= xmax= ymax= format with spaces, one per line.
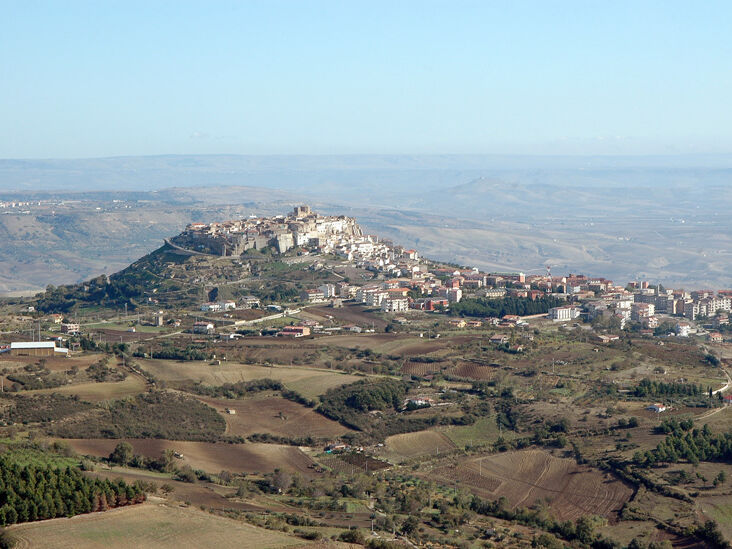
xmin=0 ymin=457 xmax=144 ymax=526
xmin=187 ymin=378 xmax=315 ymax=407
xmin=634 ymin=419 xmax=732 ymax=466
xmin=133 ymin=343 xmax=210 ymax=361
xmin=318 ymin=379 xmax=407 ymax=430
xmin=449 ymin=296 xmax=565 ymax=318
xmin=634 ymin=378 xmax=710 ymax=398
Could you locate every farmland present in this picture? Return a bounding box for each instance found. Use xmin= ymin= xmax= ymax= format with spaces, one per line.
xmin=195 ymin=394 xmax=352 ymax=438
xmin=429 ymin=449 xmax=634 ymax=522
xmin=59 ymin=438 xmax=318 ymax=476
xmin=136 ymin=358 xmax=363 ymax=399
xmin=383 ymin=430 xmax=457 ymax=461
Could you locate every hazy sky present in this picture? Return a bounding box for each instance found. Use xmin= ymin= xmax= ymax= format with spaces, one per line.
xmin=2 ymin=1 xmax=731 ymax=158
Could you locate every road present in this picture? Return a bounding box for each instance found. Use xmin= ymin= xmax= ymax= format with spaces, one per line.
xmin=711 ymin=368 xmax=731 ymax=395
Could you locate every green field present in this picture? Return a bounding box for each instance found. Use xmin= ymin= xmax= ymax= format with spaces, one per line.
xmin=444 ymin=416 xmax=519 ymax=448
xmin=86 ymin=322 xmax=168 ymax=333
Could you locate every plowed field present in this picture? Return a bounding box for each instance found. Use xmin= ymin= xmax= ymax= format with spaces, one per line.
xmin=195 ymin=395 xmax=351 ymax=438
xmin=430 ymin=449 xmax=633 ymax=521
xmin=384 ymin=430 xmax=457 ymax=461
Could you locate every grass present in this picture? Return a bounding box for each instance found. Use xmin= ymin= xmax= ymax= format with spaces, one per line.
xmin=26 ymin=374 xmax=148 ymax=401
xmin=9 ymin=502 xmax=309 ymax=549
xmin=86 ymin=322 xmax=168 ymax=334
xmin=444 ymin=416 xmax=518 ymax=448
xmin=137 ymin=358 xmax=364 ymax=399
xmin=0 ymin=438 xmax=79 ymax=469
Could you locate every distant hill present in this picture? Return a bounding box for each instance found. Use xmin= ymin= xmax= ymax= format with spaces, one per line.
xmin=2 ymin=154 xmax=732 ymax=290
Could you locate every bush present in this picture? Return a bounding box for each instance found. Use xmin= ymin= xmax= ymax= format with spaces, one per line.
xmin=338 ymin=529 xmax=366 ymax=544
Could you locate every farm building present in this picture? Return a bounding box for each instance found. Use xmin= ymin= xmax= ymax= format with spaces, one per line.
xmin=647 ymin=403 xmax=667 ymax=413
xmin=9 ymin=341 xmax=68 ymax=357
xmin=193 ymin=321 xmax=215 ymax=334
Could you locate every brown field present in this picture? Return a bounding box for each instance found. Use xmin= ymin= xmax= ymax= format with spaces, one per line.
xmin=304 ymin=303 xmax=389 ymax=330
xmin=429 ymin=449 xmax=633 ymax=521
xmin=320 ymin=453 xmax=390 ymax=474
xmin=324 ymin=333 xmax=474 ymax=356
xmin=10 ymin=502 xmax=310 ymax=549
xmin=195 ymin=395 xmax=351 ymax=438
xmin=61 ymin=438 xmax=318 ymax=476
xmin=0 ymin=353 xmax=101 ymax=372
xmin=383 ymin=430 xmax=457 ymax=461
xmin=447 ymin=361 xmax=498 ymax=381
xmin=137 ymin=359 xmax=363 ymax=399
xmin=401 ymin=360 xmax=445 ymax=377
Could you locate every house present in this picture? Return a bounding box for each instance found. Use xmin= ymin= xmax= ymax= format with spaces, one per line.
xmin=647 ymin=403 xmax=667 ymax=413
xmin=675 ymin=323 xmax=691 ymax=337
xmin=448 ymin=319 xmax=466 ymax=328
xmin=193 ymin=321 xmax=215 ymax=334
xmin=9 ymin=341 xmax=68 ymax=357
xmin=490 ymin=334 xmax=509 ymax=345
xmin=406 ymin=397 xmax=434 ymax=408
xmin=300 ymin=289 xmax=325 ymax=302
xmin=47 ymin=314 xmax=64 ymax=324
xmin=708 ymin=332 xmax=723 ymax=342
xmin=61 ymin=323 xmax=80 ymax=335
xmin=723 ymin=394 xmax=732 ymax=405
xmin=466 ymin=320 xmax=483 ymax=328
xmin=278 ymin=325 xmax=311 ymax=337
xmin=595 ymin=334 xmax=620 ymax=344
xmin=200 ymin=302 xmax=222 ymax=312
xmin=240 ymin=296 xmax=261 ymax=309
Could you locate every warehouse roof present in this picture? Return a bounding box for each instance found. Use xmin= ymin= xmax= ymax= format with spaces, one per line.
xmin=10 ymin=342 xmax=68 ymax=353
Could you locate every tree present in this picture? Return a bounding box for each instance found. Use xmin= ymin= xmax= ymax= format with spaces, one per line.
xmin=272 ymin=469 xmax=292 ymax=493
xmin=109 ymin=442 xmax=134 ymax=466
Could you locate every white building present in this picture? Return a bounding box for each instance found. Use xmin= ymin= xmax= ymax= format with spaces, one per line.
xmin=318 ymin=284 xmax=337 ymax=299
xmin=381 ymin=297 xmax=409 ymax=313
xmin=549 ymin=306 xmax=581 ymax=322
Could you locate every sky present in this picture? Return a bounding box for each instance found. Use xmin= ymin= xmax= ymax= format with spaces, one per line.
xmin=2 ymin=1 xmax=732 ymax=158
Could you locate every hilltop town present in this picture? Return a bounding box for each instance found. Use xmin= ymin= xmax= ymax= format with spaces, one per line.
xmin=171 ymin=206 xmax=364 ymax=256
